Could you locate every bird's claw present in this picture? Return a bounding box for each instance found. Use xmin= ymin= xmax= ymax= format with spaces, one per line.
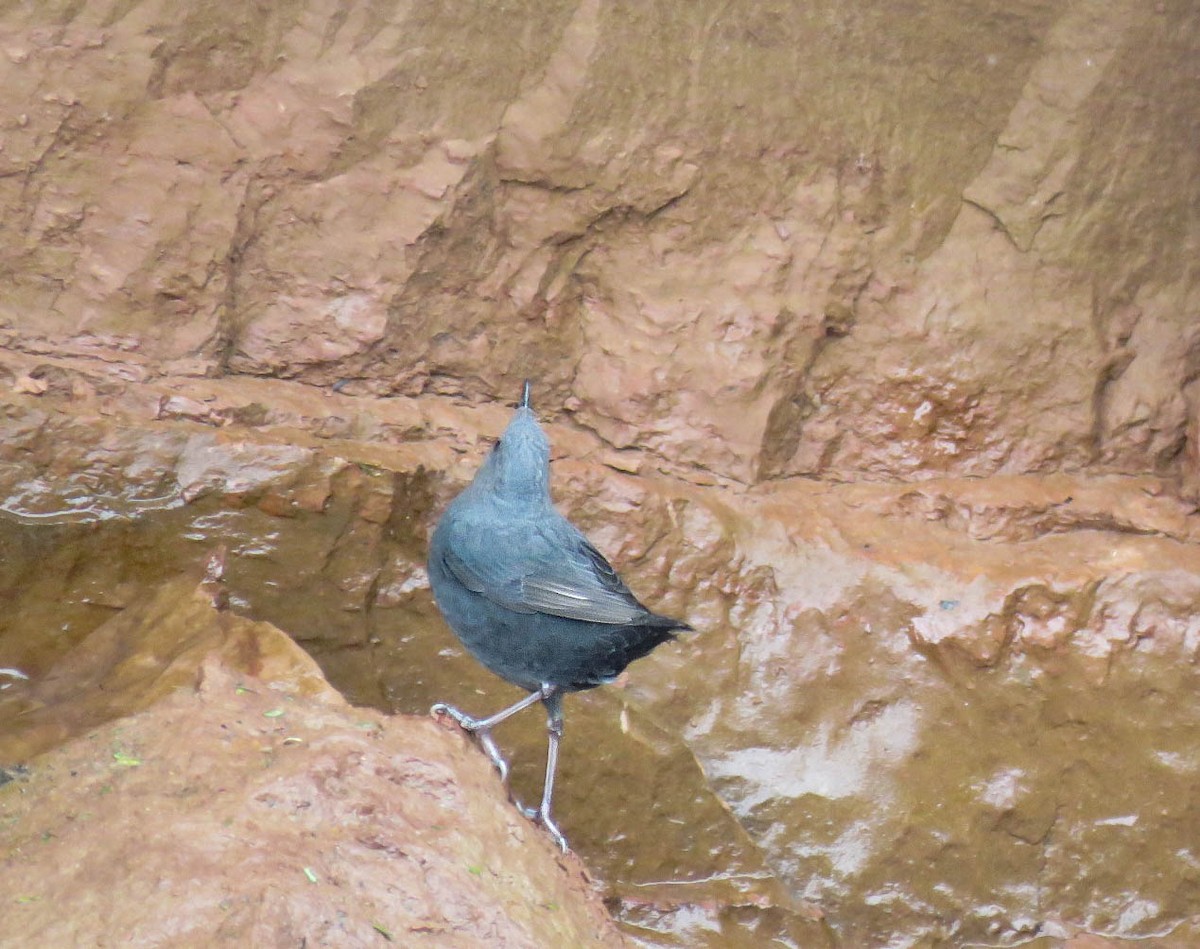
xmin=430 ymin=702 xmax=475 ymax=728
xmin=536 ymin=808 xmax=570 ymax=853
xmin=518 ymin=802 xmax=569 ymax=852
xmin=430 ymin=703 xmax=510 ymax=784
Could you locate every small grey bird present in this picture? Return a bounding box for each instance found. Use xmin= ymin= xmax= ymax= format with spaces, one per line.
xmin=428 ymin=382 xmax=689 ymax=851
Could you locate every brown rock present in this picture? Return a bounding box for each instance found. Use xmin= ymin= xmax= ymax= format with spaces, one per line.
xmin=0 ymin=656 xmax=626 ymax=948
xmin=12 ymin=374 xmax=47 ymax=395
xmin=0 ymin=1 xmax=1193 ymax=485
xmin=0 ymin=580 xmax=626 ymax=947
xmin=158 ymin=393 xmax=217 ymax=424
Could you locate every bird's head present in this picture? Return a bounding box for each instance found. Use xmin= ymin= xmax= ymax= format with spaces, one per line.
xmin=472 ymin=383 xmax=551 ymax=503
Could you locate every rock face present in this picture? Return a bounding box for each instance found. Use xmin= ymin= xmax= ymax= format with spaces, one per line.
xmin=2 ymin=0 xmax=1200 ymax=946
xmin=2 ymin=0 xmax=1196 ymax=486
xmin=0 ymin=589 xmax=626 ymax=949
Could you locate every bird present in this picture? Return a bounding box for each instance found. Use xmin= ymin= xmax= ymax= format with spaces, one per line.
xmin=427 ymin=382 xmax=690 ymax=851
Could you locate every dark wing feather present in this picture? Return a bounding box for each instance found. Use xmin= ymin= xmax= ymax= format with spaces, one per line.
xmin=518 ymin=532 xmax=648 ymax=624
xmin=441 ymin=513 xmax=651 ymax=625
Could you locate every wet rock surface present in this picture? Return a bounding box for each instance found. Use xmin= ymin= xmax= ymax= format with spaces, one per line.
xmin=2 ymin=374 xmax=1200 ymax=945
xmin=0 ymin=650 xmax=625 ymax=947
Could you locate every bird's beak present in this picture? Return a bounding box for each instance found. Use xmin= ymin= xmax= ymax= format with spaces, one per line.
xmin=521 ymin=380 xmax=532 ymax=409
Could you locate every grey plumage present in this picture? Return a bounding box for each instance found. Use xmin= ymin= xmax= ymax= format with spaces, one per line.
xmin=427 ymin=383 xmax=689 ymax=850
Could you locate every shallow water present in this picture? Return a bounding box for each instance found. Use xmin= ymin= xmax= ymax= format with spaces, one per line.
xmin=1 ymin=459 xmax=1197 ymax=946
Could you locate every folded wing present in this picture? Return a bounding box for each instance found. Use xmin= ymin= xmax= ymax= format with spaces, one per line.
xmin=442 ymin=517 xmax=652 ymax=625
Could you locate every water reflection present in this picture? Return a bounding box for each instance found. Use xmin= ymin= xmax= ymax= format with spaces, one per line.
xmin=2 ymin=464 xmax=1199 ymax=946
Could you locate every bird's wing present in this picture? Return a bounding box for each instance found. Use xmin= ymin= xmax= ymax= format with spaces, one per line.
xmin=441 ymin=544 xmax=536 ymax=614
xmin=441 ymin=516 xmax=649 ymax=625
xmin=517 ymin=523 xmax=649 ymax=624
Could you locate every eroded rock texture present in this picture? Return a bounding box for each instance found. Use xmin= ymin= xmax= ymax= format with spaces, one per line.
xmin=0 ymin=638 xmax=625 ymax=948
xmin=2 ymin=0 xmax=1196 ymax=486
xmin=2 ymin=0 xmax=1199 ymax=946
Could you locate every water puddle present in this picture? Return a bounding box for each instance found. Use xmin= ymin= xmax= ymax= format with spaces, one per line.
xmin=2 ymin=443 xmax=1197 ymax=946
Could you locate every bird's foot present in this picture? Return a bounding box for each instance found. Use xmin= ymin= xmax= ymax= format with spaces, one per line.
xmin=519 ymin=801 xmax=569 ymax=853
xmin=430 ymin=702 xmax=482 ymax=730
xmin=430 ymin=703 xmax=510 ymax=784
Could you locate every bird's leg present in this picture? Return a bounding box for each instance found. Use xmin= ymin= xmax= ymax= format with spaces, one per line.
xmin=519 ymin=685 xmax=569 ymax=852
xmin=430 ymin=689 xmax=544 ymax=784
